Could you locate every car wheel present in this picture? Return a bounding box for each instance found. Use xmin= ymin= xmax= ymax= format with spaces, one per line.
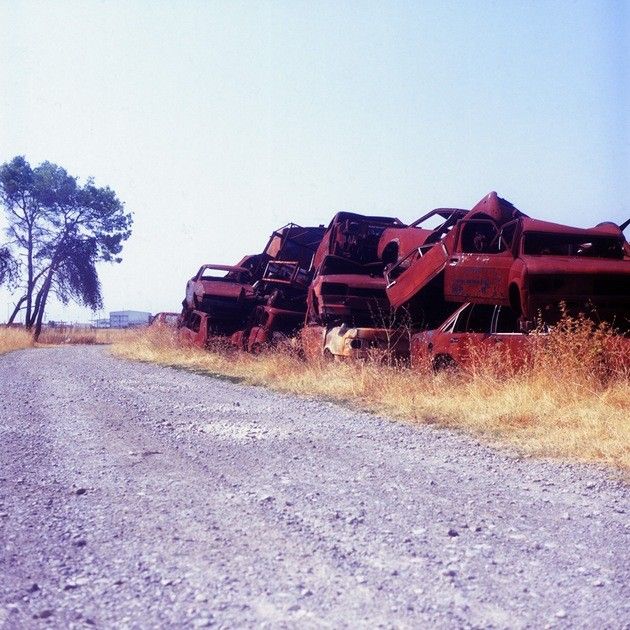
xmin=432 ymin=354 xmax=457 ymax=373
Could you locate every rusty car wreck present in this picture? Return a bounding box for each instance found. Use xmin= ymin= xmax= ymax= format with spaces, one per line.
xmin=175 ymin=196 xmax=629 ymax=360
xmin=302 ymin=211 xmax=410 ymax=360
xmin=179 ymin=224 xmax=326 ymax=349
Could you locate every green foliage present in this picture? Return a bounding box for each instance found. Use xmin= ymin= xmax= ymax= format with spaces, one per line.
xmin=0 ymin=155 xmax=133 ymax=334
xmin=0 ymin=245 xmax=16 ymax=285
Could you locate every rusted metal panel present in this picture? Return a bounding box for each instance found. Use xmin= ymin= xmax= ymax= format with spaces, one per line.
xmin=411 ymin=302 xmax=630 ymax=371
xmin=386 ymin=191 xmax=630 ymax=330
xmin=178 ymin=310 xmax=209 ymax=348
xmin=322 ymin=325 xmax=410 ymax=361
xmin=245 ymin=305 xmax=305 ymax=352
xmin=307 ymin=212 xmax=403 ymax=328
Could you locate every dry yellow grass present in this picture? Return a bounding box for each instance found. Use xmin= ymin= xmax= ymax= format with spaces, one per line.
xmin=1 ymin=324 xmax=135 ymax=353
xmin=36 ymin=326 xmax=135 ymax=346
xmin=0 ymin=326 xmax=34 ymax=355
xmin=112 ymin=322 xmax=630 ymax=470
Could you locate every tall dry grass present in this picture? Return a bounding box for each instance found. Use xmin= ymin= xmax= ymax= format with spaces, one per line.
xmin=111 ymin=321 xmax=630 ymax=470
xmin=0 ymin=326 xmax=34 ymax=355
xmin=36 ymin=326 xmax=135 ymax=346
xmin=1 ymin=324 xmax=136 ymax=354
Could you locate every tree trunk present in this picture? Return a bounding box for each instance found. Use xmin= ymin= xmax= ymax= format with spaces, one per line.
xmin=8 ymin=295 xmax=27 ymax=324
xmin=32 ymin=271 xmax=53 ymax=342
xmin=30 ymin=284 xmax=44 ymax=328
xmin=25 ymin=222 xmax=33 ymax=329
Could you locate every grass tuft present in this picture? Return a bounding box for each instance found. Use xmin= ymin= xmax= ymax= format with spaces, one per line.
xmin=1 ymin=324 xmax=136 ymax=354
xmin=0 ymin=326 xmax=34 ymax=355
xmin=36 ymin=326 xmax=135 ymax=345
xmin=112 ymin=319 xmax=630 ymax=470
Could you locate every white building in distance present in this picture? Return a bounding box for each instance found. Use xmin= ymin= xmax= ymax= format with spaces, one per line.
xmin=109 ymin=310 xmax=152 ymax=328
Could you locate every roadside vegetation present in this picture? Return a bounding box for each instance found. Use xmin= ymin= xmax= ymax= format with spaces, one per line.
xmin=0 ymin=326 xmax=33 ymax=355
xmin=0 ymin=156 xmax=132 ymax=340
xmin=0 ymin=325 xmax=132 ymax=354
xmin=111 ymin=317 xmax=630 ymax=471
xmin=36 ymin=326 xmax=134 ymax=345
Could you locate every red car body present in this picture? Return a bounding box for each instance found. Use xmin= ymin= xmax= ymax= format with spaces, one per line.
xmin=443 ymin=216 xmax=630 ymax=328
xmin=306 ymin=256 xmax=390 ymax=327
xmin=411 ymin=303 xmax=529 ymax=371
xmin=387 ymin=191 xmax=629 ymax=330
xmin=183 ymin=264 xmax=256 ymax=335
xmin=412 ymin=301 xmax=630 ymax=372
xmin=385 ymin=193 xmax=523 ymax=314
xmin=307 ymin=212 xmax=402 ymax=327
xmin=378 ymin=208 xmax=467 ymax=267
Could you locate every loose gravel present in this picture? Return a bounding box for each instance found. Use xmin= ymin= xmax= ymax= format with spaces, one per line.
xmin=0 ymin=346 xmax=628 ymax=628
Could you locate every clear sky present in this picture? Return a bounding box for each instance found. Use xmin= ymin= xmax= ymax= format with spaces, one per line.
xmin=1 ymin=0 xmax=628 ymax=322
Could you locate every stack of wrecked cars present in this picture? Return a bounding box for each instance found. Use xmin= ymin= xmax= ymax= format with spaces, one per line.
xmin=176 ymin=192 xmax=630 ymax=369
xmin=302 ymin=211 xmax=410 ymax=361
xmin=179 ymin=223 xmax=325 ymax=350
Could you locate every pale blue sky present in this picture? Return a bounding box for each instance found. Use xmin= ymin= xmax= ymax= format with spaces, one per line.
xmin=1 ymin=0 xmax=628 ymax=321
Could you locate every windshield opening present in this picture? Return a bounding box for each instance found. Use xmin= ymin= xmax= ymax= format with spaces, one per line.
xmin=200 ymin=267 xmax=250 ymax=282
xmin=523 ymin=233 xmax=623 ymax=259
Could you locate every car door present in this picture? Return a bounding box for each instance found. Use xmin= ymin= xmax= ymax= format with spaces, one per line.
xmin=482 ymin=305 xmax=529 ymax=368
xmin=444 ymin=219 xmax=514 ymax=305
xmin=435 ymin=303 xmax=495 ymax=366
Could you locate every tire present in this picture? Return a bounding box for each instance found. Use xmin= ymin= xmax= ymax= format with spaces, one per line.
xmin=509 ymin=284 xmax=522 ymax=317
xmin=432 ymin=354 xmax=457 ymax=373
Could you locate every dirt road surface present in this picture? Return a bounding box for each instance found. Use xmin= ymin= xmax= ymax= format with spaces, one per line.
xmin=0 ymin=346 xmax=628 ymax=628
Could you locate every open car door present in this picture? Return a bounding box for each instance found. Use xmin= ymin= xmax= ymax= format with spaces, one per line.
xmin=443 ymin=219 xmax=518 ymax=305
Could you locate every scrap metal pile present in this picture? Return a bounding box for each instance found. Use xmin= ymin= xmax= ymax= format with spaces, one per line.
xmin=165 ymin=192 xmax=630 ymax=369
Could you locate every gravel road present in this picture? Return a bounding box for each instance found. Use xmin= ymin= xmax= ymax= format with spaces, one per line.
xmin=0 ymin=346 xmax=628 ymax=628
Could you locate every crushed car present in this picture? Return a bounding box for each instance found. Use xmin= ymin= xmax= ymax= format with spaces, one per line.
xmin=183 ymin=223 xmax=327 ymax=345
xmin=385 ymin=192 xmax=524 ymax=328
xmin=182 ymin=264 xmax=257 ymax=336
xmin=306 ymin=212 xmax=404 ymax=326
xmin=442 ymin=216 xmax=630 ymax=330
xmin=387 ymin=191 xmax=630 ymax=330
xmin=304 ymin=211 xmax=412 ymax=360
xmin=410 ymin=302 xmax=528 ymax=371
xmin=240 ymin=260 xmax=315 ymax=352
xmin=411 ymin=301 xmax=630 ymax=372
xmin=302 ymin=323 xmax=409 ymax=362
